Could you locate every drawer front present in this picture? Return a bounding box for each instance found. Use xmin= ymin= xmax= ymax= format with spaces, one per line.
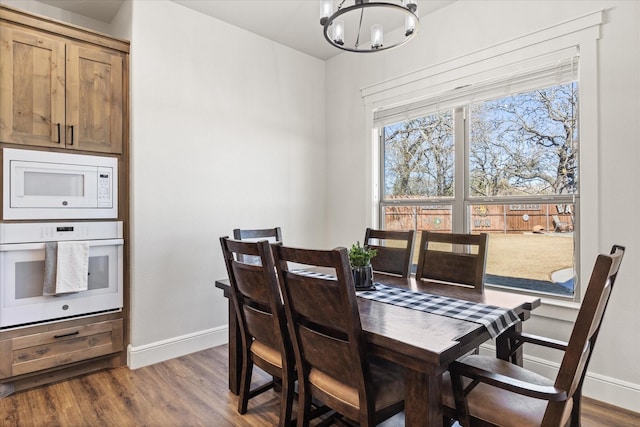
xmin=0 ymin=319 xmax=123 ymax=378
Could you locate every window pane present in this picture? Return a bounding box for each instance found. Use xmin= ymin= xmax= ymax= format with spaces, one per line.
xmin=383 ymin=112 xmax=454 ymax=199
xmin=469 ymin=83 xmax=578 ymax=197
xmin=383 ymin=204 xmax=453 ymax=232
xmin=383 ymin=204 xmax=453 ymax=267
xmin=470 ymin=203 xmax=575 ymax=296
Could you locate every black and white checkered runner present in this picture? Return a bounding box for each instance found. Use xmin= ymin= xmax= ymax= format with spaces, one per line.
xmin=358 ymin=283 xmax=520 ymax=338
xmin=288 ymin=269 xmax=519 ymax=338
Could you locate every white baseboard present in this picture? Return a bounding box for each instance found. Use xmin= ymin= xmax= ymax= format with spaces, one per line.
xmin=127 ymin=326 xmax=228 ymax=369
xmin=479 ymin=344 xmax=640 ymax=413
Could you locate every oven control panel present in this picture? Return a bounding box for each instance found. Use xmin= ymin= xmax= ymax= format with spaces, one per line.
xmin=0 ymin=221 xmax=123 ymax=244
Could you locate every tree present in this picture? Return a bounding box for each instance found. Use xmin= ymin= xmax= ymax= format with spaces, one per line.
xmin=384 ymin=112 xmax=454 ymax=198
xmin=383 ymin=82 xmax=578 ymax=199
xmin=469 ymin=82 xmax=578 ymax=196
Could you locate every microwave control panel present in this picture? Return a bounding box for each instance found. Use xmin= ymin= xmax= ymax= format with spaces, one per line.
xmin=97 ymin=167 xmax=113 ymax=207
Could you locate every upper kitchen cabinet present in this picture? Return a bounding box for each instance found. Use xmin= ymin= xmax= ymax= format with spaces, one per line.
xmin=0 ymin=6 xmax=128 ymax=154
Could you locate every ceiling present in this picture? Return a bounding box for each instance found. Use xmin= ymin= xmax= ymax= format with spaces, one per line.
xmin=35 ymin=0 xmax=456 ymax=60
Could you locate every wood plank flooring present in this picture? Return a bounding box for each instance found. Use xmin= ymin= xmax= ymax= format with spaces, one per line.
xmin=1 ymin=344 xmax=638 ymax=426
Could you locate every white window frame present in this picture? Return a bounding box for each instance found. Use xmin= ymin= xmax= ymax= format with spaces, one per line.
xmin=362 ymin=10 xmax=602 ymax=320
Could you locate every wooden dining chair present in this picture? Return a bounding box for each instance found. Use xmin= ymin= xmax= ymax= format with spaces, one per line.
xmin=233 ymin=227 xmax=283 ymax=242
xmin=442 ymin=245 xmax=625 ymax=427
xmin=415 ymin=231 xmax=488 ymax=292
xmin=272 ymin=244 xmax=405 ymax=427
xmin=232 ymin=227 xmax=282 ymax=264
xmin=219 ymin=237 xmax=294 ymax=427
xmin=364 ymin=228 xmax=415 ymax=278
xmin=493 ymin=245 xmax=625 ymax=427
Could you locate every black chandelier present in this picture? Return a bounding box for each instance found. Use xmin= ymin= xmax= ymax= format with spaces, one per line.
xmin=320 ymin=0 xmax=419 ymax=53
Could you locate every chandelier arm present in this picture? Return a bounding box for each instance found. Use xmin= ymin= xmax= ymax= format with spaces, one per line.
xmin=355 ymin=7 xmax=364 ymax=50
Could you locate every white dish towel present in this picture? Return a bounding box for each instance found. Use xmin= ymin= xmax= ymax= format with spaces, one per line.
xmin=43 ymin=241 xmax=90 ymax=295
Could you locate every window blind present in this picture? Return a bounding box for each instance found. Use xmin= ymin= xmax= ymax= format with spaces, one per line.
xmin=373 ymin=50 xmax=579 ymax=128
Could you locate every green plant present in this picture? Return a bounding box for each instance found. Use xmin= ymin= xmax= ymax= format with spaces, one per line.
xmin=348 ymin=241 xmax=377 ymax=267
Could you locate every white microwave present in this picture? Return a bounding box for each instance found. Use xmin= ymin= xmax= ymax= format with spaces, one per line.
xmin=2 ymin=148 xmax=118 ymax=220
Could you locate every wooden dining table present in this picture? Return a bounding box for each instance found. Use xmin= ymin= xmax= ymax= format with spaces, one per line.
xmin=214 ymin=273 xmax=540 ymax=427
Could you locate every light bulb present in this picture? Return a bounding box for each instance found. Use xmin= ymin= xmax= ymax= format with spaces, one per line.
xmin=332 ymin=19 xmax=344 ymax=45
xmin=320 ymin=0 xmax=333 ymax=25
xmin=371 ymin=24 xmax=383 ymax=49
xmin=405 ymin=14 xmax=416 ymax=36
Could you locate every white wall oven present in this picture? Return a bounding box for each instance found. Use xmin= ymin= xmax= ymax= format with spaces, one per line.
xmin=0 ymin=221 xmax=123 ymax=328
xmin=2 ymin=148 xmax=118 ymax=220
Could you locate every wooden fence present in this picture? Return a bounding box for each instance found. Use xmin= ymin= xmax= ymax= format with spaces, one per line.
xmin=384 ymin=203 xmax=573 ymax=233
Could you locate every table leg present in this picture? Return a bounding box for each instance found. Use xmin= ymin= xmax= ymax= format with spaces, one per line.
xmin=405 ymin=368 xmax=442 ymax=427
xmin=496 ymin=321 xmax=524 ymax=366
xmin=227 ymin=299 xmax=241 ymax=395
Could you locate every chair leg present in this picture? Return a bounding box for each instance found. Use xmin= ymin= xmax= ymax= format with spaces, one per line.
xmin=570 ymin=390 xmax=582 ymax=427
xmin=238 ymin=356 xmax=253 ymax=414
xmin=296 ymin=382 xmax=312 ymax=427
xmin=278 ymin=373 xmax=295 ymax=427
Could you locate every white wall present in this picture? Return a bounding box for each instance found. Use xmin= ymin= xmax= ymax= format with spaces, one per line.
xmin=325 ymin=0 xmax=640 ymax=412
xmin=0 ymin=0 xmax=113 ymax=33
xmin=125 ymin=0 xmax=326 ymax=366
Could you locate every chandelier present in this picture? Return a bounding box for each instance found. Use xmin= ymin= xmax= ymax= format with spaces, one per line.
xmin=320 ymin=0 xmax=419 ymax=53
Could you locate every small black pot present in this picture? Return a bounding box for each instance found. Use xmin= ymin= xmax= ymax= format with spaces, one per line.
xmin=351 ymin=264 xmax=375 ymax=291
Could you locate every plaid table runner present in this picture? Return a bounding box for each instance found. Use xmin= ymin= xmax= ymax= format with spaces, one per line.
xmin=358 ymin=283 xmax=520 ymax=338
xmin=288 ymin=270 xmax=520 ymax=338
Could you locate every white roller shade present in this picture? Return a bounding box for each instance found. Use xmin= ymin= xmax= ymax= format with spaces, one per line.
xmin=374 ymin=49 xmax=579 ymax=128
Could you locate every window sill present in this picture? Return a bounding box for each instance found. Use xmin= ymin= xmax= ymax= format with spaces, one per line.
xmin=531 ymin=297 xmax=580 ymax=322
xmin=485 ymin=283 xmax=580 ymax=322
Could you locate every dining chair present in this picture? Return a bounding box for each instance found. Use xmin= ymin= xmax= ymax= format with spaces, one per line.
xmin=233 ymin=227 xmax=283 ymax=242
xmin=442 ymin=245 xmax=625 ymax=427
xmin=232 ymin=227 xmax=283 ymax=264
xmin=494 ymin=245 xmax=625 ymax=427
xmin=219 ymin=237 xmax=294 ymax=427
xmin=272 ymin=244 xmax=405 ymax=427
xmin=363 ymin=228 xmax=415 ymax=278
xmin=415 ymin=231 xmax=488 ymax=292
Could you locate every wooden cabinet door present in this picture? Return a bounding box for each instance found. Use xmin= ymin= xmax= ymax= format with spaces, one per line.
xmin=66 ymin=44 xmax=123 ymax=153
xmin=0 ymin=25 xmax=66 ymax=147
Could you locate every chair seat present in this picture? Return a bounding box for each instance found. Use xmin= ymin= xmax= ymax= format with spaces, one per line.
xmin=309 ymin=356 xmax=405 ymax=413
xmin=251 ymin=340 xmax=283 ymax=369
xmin=442 ymin=355 xmax=573 ymax=427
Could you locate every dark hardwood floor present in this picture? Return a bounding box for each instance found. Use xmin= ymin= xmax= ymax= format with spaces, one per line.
xmin=1 ymin=344 xmax=638 ymax=426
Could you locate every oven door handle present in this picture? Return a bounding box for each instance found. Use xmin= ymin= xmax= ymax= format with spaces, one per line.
xmin=0 ymin=239 xmax=124 ymax=251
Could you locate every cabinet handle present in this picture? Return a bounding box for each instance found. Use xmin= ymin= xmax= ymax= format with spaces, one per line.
xmin=56 ymin=123 xmax=61 ymax=143
xmin=69 ymin=125 xmax=74 ymax=146
xmin=54 ymin=331 xmax=79 ymax=339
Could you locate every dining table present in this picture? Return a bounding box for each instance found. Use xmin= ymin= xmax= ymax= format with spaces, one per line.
xmin=214 ymin=272 xmax=541 ymax=427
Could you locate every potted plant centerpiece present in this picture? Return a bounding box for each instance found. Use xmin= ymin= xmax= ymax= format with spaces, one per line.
xmin=348 ymin=242 xmax=377 ymax=291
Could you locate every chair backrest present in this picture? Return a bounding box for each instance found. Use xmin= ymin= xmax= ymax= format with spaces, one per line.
xmin=272 ymin=244 xmax=376 ymax=421
xmin=233 ymin=227 xmax=283 ymax=242
xmin=219 ymin=237 xmax=292 ymax=373
xmin=543 ymin=245 xmax=625 ymax=425
xmin=232 ymin=227 xmax=282 ymax=264
xmin=415 ymin=231 xmax=488 ymax=291
xmin=364 ymin=228 xmax=415 ymax=278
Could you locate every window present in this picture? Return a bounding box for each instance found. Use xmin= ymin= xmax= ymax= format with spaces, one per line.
xmin=380 ymin=79 xmax=579 ymax=297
